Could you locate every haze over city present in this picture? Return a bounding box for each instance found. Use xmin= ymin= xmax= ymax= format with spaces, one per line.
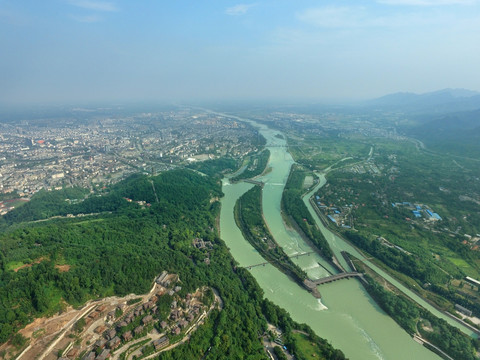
xmin=1 ymin=0 xmax=480 ymax=104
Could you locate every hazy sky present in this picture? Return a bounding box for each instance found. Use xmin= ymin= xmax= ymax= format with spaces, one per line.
xmin=1 ymin=0 xmax=479 ymax=104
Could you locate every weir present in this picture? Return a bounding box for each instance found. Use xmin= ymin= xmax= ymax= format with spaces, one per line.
xmin=243 ymin=179 xmax=264 ymax=187
xmin=302 ymin=272 xmax=366 ymax=298
xmin=246 ymin=250 xmax=364 ymax=298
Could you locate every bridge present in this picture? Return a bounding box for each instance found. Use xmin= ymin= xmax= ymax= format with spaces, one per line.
xmin=309 ymin=272 xmax=363 ymax=285
xmin=245 ymin=251 xmax=315 ymax=269
xmin=245 ymin=252 xmax=364 ymax=299
xmin=303 ymin=272 xmax=364 ymax=298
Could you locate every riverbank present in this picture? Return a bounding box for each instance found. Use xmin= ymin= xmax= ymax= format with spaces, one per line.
xmin=217 ymin=110 xmax=442 ymax=359
xmin=353 ymin=257 xmax=478 ymax=360
xmin=309 ymin=185 xmax=480 ymax=338
xmin=303 ymin=172 xmax=477 ymax=339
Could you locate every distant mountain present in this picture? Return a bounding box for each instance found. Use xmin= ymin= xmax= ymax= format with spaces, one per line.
xmin=419 ymin=108 xmax=480 ymax=130
xmin=407 ymin=108 xmax=480 ymax=157
xmin=368 ymin=88 xmax=480 ymax=113
xmin=427 ymin=88 xmax=480 ymax=98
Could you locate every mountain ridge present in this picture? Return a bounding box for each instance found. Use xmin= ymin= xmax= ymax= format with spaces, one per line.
xmin=368 ymin=88 xmax=480 ymax=113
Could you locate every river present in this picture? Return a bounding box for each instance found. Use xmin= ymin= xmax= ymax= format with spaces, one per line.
xmin=219 ymin=118 xmax=466 ymax=359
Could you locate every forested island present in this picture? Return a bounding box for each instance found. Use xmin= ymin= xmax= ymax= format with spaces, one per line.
xmin=234 ymin=185 xmax=307 ymax=284
xmin=231 ymin=149 xmax=270 ymax=182
xmin=281 ymin=165 xmax=333 ymax=260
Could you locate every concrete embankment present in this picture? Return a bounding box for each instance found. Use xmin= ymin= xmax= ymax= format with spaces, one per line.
xmin=303 ymin=279 xmax=322 ymax=298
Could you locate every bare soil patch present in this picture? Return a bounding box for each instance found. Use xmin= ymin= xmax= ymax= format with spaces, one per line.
xmin=55 ymin=264 xmax=71 ymax=272
xmin=13 ymin=257 xmax=47 ymax=272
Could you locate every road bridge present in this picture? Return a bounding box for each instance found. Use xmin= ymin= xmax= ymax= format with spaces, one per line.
xmin=310 ymin=272 xmax=363 ymax=285
xmin=245 ymin=254 xmax=364 ymax=299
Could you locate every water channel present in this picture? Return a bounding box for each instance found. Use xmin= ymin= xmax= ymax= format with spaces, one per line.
xmin=219 ymin=118 xmax=472 ymax=359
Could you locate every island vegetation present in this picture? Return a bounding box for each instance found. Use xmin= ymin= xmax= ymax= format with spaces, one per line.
xmin=186 ymin=157 xmax=239 ymax=178
xmin=282 ymin=165 xmax=333 ymax=260
xmin=234 ymin=185 xmax=307 ymax=284
xmin=231 ymin=149 xmax=270 ymax=182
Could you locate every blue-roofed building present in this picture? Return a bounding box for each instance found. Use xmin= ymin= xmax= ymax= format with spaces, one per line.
xmin=392 ymin=203 xmax=396 ymax=207
xmin=412 ymin=210 xmax=421 ymax=218
xmin=415 ymin=205 xmax=422 ymax=210
xmin=426 ymin=209 xmax=433 ymax=217
xmin=432 ymin=213 xmax=442 ymax=220
xmin=327 ymin=215 xmax=337 ymax=223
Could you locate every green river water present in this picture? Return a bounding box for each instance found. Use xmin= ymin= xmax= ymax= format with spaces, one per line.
xmin=219 ymin=119 xmax=474 ymax=359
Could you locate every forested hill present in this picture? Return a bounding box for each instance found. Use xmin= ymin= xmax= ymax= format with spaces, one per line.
xmin=0 ymin=170 xmax=222 ymax=228
xmin=0 ymin=170 xmax=345 ymax=359
xmin=0 ymin=170 xmax=222 ymax=343
xmin=407 ymin=109 xmax=480 ymax=158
